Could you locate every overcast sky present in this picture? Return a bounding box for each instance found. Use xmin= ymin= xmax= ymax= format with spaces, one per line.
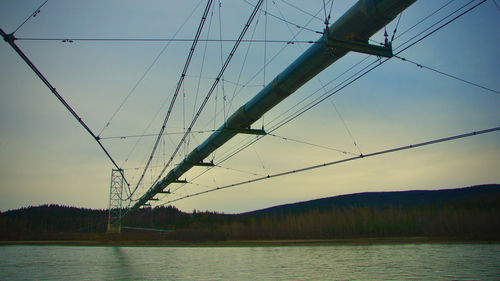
xmin=1 ymin=0 xmax=499 ymax=213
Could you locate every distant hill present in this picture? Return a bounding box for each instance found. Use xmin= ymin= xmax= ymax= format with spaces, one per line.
xmin=248 ymin=184 xmax=500 ymax=216
xmin=1 ymin=184 xmax=499 ymax=241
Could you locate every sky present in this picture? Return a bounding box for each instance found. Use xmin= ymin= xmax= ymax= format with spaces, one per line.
xmin=1 ymin=0 xmax=499 ymax=214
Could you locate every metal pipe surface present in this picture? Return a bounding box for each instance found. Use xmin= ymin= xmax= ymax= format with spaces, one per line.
xmin=121 ymin=0 xmax=417 ymax=222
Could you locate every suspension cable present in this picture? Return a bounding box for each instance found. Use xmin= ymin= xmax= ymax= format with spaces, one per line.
xmin=394 ymin=55 xmax=500 ymax=95
xmin=218 ymin=0 xmax=227 ymax=122
xmin=395 ymin=0 xmax=476 ymax=51
xmin=217 ymin=0 xmax=473 ymax=165
xmin=269 ymin=1 xmax=363 ymax=155
xmin=100 ymin=130 xmax=217 ymax=140
xmin=151 ymin=0 xmax=265 ymax=187
xmin=242 ymin=0 xmax=322 ymax=34
xmin=493 ymin=0 xmax=500 ymax=11
xmin=0 ymin=28 xmax=129 ymax=187
xmin=328 ymin=0 xmax=335 ymax=22
xmin=163 ymin=126 xmax=500 ymax=205
xmin=16 ymin=37 xmax=315 ymax=44
xmin=150 ymin=0 xmax=490 ymax=203
xmin=13 ymin=0 xmax=49 ymax=34
xmin=215 ymin=164 xmax=266 ymax=177
xmin=225 ymin=0 xmax=325 ymax=115
xmin=107 ymin=0 xmax=206 ymax=172
xmin=322 ymin=0 xmax=329 ymax=28
xmin=97 ymin=0 xmax=205 ymax=137
xmin=167 ymin=1 xmax=329 ymax=196
xmin=189 ymin=4 xmax=216 ymax=154
xmin=267 ymin=133 xmax=356 ymax=155
xmin=128 ymin=0 xmax=214 ymax=199
xmin=268 ymin=0 xmax=489 ymax=138
xmin=263 ymin=0 xmax=462 ymax=134
xmin=168 ymin=0 xmax=490 ymax=197
xmin=225 ymin=7 xmax=263 ymax=124
xmin=390 ymin=12 xmax=403 ymax=42
xmin=280 ymin=0 xmax=324 ymax=22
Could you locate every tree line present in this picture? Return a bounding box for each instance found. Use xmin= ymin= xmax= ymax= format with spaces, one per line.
xmin=1 ymin=185 xmax=499 ymax=241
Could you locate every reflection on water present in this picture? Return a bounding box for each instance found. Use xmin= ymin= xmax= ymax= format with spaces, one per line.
xmin=0 ymin=243 xmax=499 ymax=280
xmin=110 ymin=247 xmax=134 ymax=280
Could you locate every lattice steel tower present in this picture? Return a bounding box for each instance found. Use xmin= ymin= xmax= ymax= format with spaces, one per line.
xmin=107 ymin=169 xmax=124 ymax=233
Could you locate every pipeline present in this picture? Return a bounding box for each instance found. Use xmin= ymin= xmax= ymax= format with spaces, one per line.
xmin=119 ymin=0 xmax=417 ymax=222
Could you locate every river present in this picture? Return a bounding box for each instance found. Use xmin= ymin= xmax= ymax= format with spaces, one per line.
xmin=0 ymin=243 xmax=499 ymax=280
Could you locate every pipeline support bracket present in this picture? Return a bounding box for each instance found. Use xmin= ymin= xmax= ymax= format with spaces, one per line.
xmin=172 ymin=179 xmax=188 ymax=183
xmin=223 ymin=127 xmax=267 ymax=135
xmin=325 ymin=37 xmax=393 ymax=58
xmin=193 ymin=161 xmax=215 ymax=167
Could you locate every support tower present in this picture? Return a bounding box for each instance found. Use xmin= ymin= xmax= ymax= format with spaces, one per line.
xmin=107 ymin=169 xmax=124 ymax=233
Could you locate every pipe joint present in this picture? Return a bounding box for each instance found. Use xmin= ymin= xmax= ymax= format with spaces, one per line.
xmin=272 ymin=77 xmax=291 ymax=98
xmin=225 ymin=106 xmax=258 ymax=129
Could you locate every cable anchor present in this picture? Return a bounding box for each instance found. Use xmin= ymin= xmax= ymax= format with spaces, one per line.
xmin=2 ymin=32 xmax=16 ymax=44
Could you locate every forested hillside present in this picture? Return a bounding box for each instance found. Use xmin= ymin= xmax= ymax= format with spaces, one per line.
xmin=1 ymin=185 xmax=499 ymax=241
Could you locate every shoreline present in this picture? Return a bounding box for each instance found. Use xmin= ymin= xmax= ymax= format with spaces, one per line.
xmin=1 ymin=237 xmax=498 ymax=247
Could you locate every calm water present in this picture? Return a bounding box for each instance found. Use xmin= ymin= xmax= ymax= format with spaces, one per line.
xmin=0 ymin=243 xmax=499 ymax=280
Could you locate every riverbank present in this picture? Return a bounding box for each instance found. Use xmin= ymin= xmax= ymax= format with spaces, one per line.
xmin=1 ymin=237 xmax=498 ymax=247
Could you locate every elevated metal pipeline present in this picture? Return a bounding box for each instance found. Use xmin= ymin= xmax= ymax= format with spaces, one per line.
xmin=120 ymin=0 xmax=417 ymax=222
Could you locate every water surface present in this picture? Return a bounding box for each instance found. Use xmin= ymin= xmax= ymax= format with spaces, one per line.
xmin=0 ymin=243 xmax=499 ymax=280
